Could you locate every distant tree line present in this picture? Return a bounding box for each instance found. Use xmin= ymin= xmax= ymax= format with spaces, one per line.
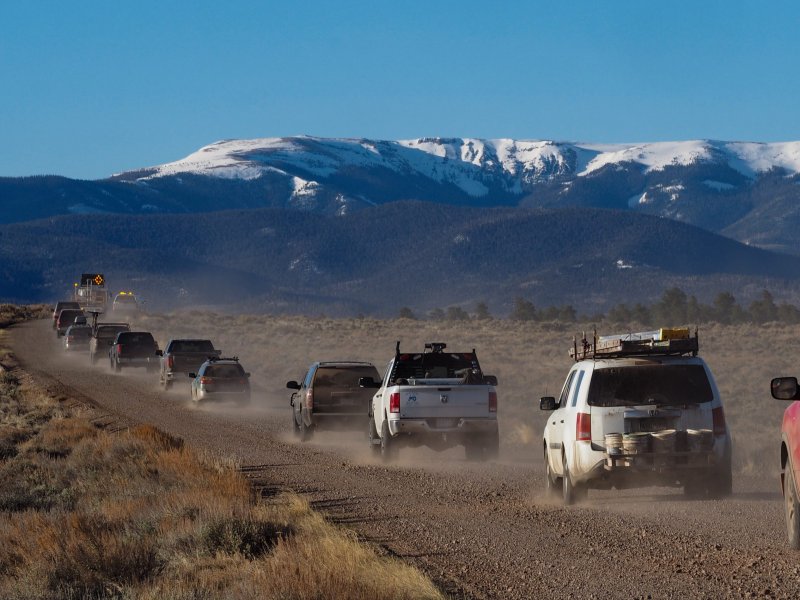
xmin=398 ymin=287 xmax=800 ymax=325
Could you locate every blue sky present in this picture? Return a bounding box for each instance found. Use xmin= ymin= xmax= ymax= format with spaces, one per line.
xmin=1 ymin=0 xmax=799 ymax=179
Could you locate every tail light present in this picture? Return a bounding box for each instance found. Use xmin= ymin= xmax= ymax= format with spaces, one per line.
xmin=712 ymin=406 xmax=727 ymax=436
xmin=389 ymin=392 xmax=400 ymax=413
xmin=306 ymin=388 xmax=314 ymax=411
xmin=576 ymin=412 xmax=592 ymax=441
xmin=200 ymin=376 xmax=213 ymax=385
xmin=488 ymin=390 xmax=498 ymax=413
xmin=167 ymin=356 xmax=174 ymax=369
xmin=116 ymin=344 xmax=122 ymax=355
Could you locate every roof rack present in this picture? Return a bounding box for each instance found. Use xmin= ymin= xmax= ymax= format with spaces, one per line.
xmin=570 ymin=327 xmax=698 ymax=361
xmin=209 ymin=356 xmax=239 ymax=362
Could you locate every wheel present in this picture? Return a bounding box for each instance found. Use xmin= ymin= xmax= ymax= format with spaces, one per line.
xmin=291 ymin=409 xmax=302 ymax=438
xmin=367 ymin=417 xmax=381 ymax=454
xmin=785 ymin=466 xmax=800 ymax=550
xmin=114 ymin=359 xmax=121 ymax=373
xmin=544 ymin=447 xmax=562 ymax=498
xmin=562 ymin=452 xmax=586 ymax=505
xmin=464 ymin=440 xmax=483 ymax=461
xmin=484 ymin=431 xmax=500 ymax=461
xmin=298 ymin=409 xmax=312 ymax=442
xmin=380 ymin=419 xmax=397 ymax=462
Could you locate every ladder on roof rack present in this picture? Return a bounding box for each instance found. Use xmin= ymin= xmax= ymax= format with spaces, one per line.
xmin=570 ymin=328 xmax=699 ymax=361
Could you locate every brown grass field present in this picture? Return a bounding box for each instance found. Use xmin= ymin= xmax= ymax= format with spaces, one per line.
xmin=0 ymin=317 xmax=443 ymax=600
xmin=134 ymin=312 xmax=800 ymax=476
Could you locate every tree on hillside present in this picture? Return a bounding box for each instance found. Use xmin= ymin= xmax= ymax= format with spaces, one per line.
xmin=446 ymin=306 xmax=470 ymax=321
xmin=398 ymin=307 xmax=416 ymax=319
xmin=711 ymin=292 xmax=744 ymax=324
xmin=654 ymin=287 xmax=688 ymax=325
xmin=475 ymin=301 xmax=491 ymax=320
xmin=748 ymin=290 xmax=778 ymax=323
xmin=428 ymin=307 xmax=445 ymax=320
xmin=510 ymin=297 xmax=537 ymax=321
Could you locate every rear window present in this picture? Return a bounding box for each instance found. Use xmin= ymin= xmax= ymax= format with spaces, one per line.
xmin=117 ymin=332 xmax=156 ymax=345
xmin=68 ymin=327 xmax=92 ymax=337
xmin=391 ymin=352 xmax=480 ymax=382
xmin=55 ymin=302 xmax=80 ymax=312
xmin=587 ymin=364 xmax=714 ymax=407
xmin=205 ymin=364 xmax=245 ymax=378
xmin=114 ymin=295 xmax=137 ymax=304
xmin=97 ymin=326 xmax=129 ymax=339
xmin=59 ymin=310 xmax=83 ymax=322
xmin=170 ymin=340 xmax=215 ymax=353
xmin=313 ymin=365 xmax=380 ymax=388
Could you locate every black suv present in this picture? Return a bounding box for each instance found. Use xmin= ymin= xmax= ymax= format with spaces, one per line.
xmin=89 ymin=323 xmax=131 ymax=365
xmin=287 ymin=361 xmax=380 ymax=441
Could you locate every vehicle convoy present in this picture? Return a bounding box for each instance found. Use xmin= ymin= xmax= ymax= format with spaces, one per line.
xmin=541 ymin=328 xmax=732 ymax=505
xmin=63 ymin=324 xmax=92 ymax=351
xmin=158 ymin=339 xmax=220 ymax=389
xmin=89 ymin=323 xmax=131 ymax=365
xmin=52 ymin=301 xmax=80 ymax=329
xmin=73 ymin=273 xmax=109 ymax=312
xmin=55 ymin=309 xmax=85 ymax=337
xmin=770 ymin=376 xmax=800 ymax=549
xmin=188 ymin=357 xmax=251 ymax=403
xmin=362 ymin=342 xmax=499 ymax=461
xmin=287 ymin=361 xmax=381 ymax=441
xmin=108 ymin=331 xmax=159 ymax=372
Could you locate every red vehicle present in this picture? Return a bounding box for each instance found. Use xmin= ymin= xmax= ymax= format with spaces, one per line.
xmin=771 ymin=376 xmax=800 ymax=549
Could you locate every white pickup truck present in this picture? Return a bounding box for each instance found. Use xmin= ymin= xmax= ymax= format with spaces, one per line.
xmin=361 ymin=342 xmax=499 ymax=461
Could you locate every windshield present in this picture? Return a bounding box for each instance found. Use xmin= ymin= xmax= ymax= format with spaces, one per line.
xmin=391 ymin=352 xmax=480 ymax=382
xmin=170 ymin=340 xmax=215 ymax=353
xmin=587 ymin=364 xmax=713 ymax=407
xmin=314 ymin=366 xmax=379 ymax=388
xmin=205 ymin=364 xmax=245 ymax=378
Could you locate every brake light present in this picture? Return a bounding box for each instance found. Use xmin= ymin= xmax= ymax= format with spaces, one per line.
xmin=200 ymin=376 xmax=213 ymax=385
xmin=306 ymin=388 xmax=314 ymax=411
xmin=712 ymin=406 xmax=727 ymax=436
xmin=389 ymin=392 xmax=400 ymax=413
xmin=167 ymin=356 xmax=174 ymax=369
xmin=116 ymin=344 xmax=122 ymax=355
xmin=488 ymin=390 xmax=497 ymax=413
xmin=576 ymin=412 xmax=592 ymax=441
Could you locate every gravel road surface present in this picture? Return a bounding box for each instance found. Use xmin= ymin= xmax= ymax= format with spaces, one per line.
xmin=10 ymin=320 xmax=800 ymax=598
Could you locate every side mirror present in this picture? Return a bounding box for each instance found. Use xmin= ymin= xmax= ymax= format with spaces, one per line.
xmin=155 ymin=350 xmax=163 ymax=356
xmin=484 ymin=375 xmax=498 ymax=386
xmin=359 ymin=377 xmax=381 ymax=388
xmin=540 ymin=396 xmax=557 ymax=411
xmin=245 ymin=373 xmax=251 ymax=378
xmin=286 ymin=380 xmax=301 ymax=390
xmin=188 ymin=373 xmax=196 ymax=379
xmin=772 ymin=377 xmax=800 ymax=400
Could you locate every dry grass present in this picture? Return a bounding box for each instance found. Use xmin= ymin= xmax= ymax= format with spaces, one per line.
xmin=135 ymin=312 xmax=796 ymax=475
xmin=0 ymin=344 xmax=444 ymax=599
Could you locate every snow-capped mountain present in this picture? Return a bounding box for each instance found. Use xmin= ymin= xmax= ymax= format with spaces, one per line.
xmin=4 ymin=136 xmax=800 ymax=254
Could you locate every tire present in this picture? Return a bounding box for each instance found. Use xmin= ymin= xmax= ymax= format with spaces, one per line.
xmin=562 ymin=452 xmax=586 ymax=505
xmin=544 ymin=447 xmax=561 ymax=498
xmin=367 ymin=417 xmax=381 ymax=454
xmin=114 ymin=359 xmax=121 ymax=373
xmin=380 ymin=419 xmax=397 ymax=462
xmin=464 ymin=440 xmax=483 ymax=461
xmin=484 ymin=431 xmax=500 ymax=461
xmin=298 ymin=409 xmax=312 ymax=442
xmin=291 ymin=409 xmax=302 ymax=438
xmin=785 ymin=466 xmax=800 ymax=550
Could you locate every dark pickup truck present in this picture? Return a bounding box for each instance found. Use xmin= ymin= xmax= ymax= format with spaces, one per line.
xmin=158 ymin=339 xmax=220 ymax=389
xmin=287 ymin=361 xmax=380 ymax=441
xmin=108 ymin=331 xmax=159 ymax=372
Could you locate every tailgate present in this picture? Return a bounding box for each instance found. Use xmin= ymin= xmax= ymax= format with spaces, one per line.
xmin=397 ymin=385 xmax=492 ymax=420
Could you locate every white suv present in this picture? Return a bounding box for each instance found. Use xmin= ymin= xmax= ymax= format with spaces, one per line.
xmin=541 ymin=329 xmax=732 ymax=504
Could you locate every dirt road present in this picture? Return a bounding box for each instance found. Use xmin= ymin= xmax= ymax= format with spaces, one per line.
xmin=10 ymin=320 xmax=800 ymax=598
